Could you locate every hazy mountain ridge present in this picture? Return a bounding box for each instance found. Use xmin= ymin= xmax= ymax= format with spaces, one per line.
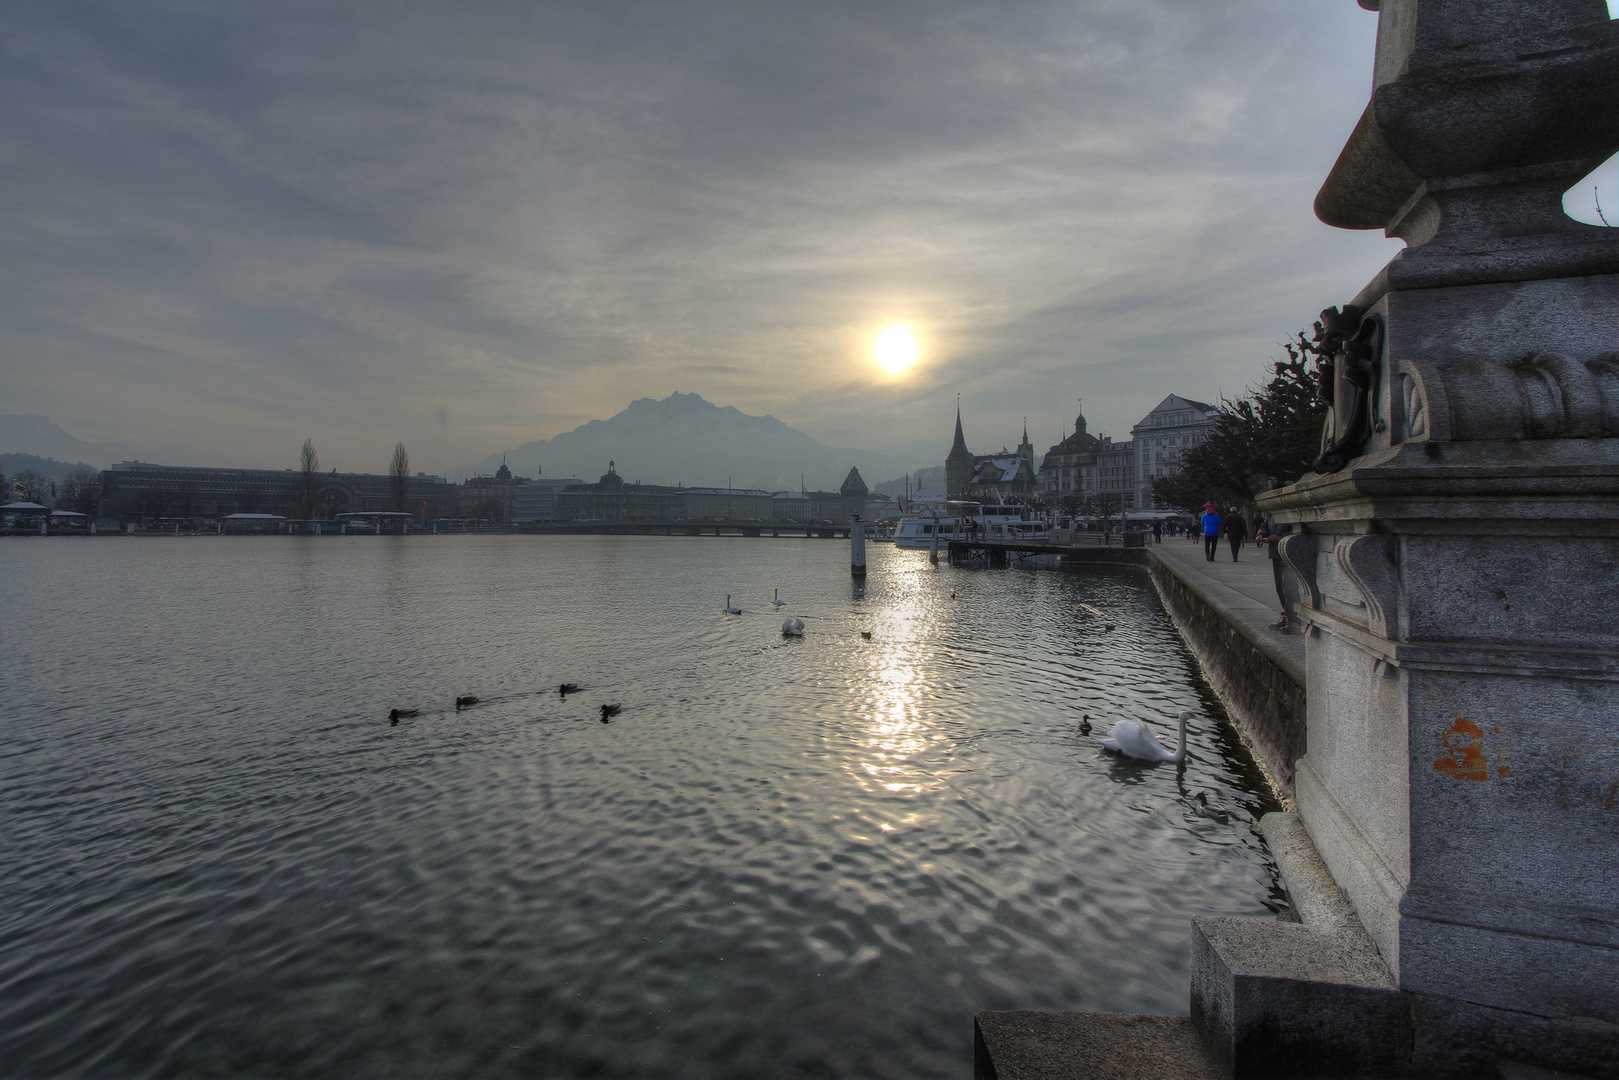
xmin=1 ymin=453 xmax=99 ymax=483
xmin=454 ymin=392 xmax=931 ymax=490
xmin=0 ymin=413 xmax=250 ymax=469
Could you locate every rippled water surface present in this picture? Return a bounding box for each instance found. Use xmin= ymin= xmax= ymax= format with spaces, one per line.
xmin=1 ymin=535 xmax=1281 ymax=1079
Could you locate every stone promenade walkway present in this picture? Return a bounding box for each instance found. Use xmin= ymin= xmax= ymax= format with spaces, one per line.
xmin=1149 ymin=534 xmax=1305 ymax=681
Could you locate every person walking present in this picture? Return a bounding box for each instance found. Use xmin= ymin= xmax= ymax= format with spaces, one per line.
xmin=1200 ymin=502 xmax=1222 ymax=561
xmin=1223 ymin=505 xmax=1247 ymax=561
xmin=1151 ymin=518 xmax=1162 ymax=544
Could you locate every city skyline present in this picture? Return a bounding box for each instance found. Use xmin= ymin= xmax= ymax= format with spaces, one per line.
xmin=1 ymin=1 xmax=1416 ymax=475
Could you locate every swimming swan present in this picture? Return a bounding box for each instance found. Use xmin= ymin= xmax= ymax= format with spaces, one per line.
xmin=782 ymin=617 xmax=805 ymax=637
xmin=772 ymin=589 xmax=787 ymax=607
xmin=1096 ymin=709 xmax=1192 ymax=762
xmin=725 ymin=595 xmax=742 ymax=614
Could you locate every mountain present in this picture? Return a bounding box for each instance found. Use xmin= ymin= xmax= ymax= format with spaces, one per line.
xmin=1 ymin=453 xmax=99 ymax=483
xmin=453 ymin=392 xmax=928 ymax=491
xmin=872 ymin=465 xmax=946 ymax=498
xmin=0 ymin=413 xmax=245 ymax=469
xmin=0 ymin=415 xmax=109 ymax=467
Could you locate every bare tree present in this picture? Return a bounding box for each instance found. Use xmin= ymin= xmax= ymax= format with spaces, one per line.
xmin=58 ymin=466 xmax=102 ymax=515
xmin=13 ymin=470 xmax=50 ymax=504
xmin=299 ymin=439 xmax=320 ymax=519
xmin=389 ymin=442 xmax=410 ymax=514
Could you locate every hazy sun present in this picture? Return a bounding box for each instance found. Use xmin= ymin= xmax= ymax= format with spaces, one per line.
xmin=873 ymin=324 xmax=919 ymax=375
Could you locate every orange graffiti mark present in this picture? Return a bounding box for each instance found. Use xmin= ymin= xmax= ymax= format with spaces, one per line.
xmin=1434 ymin=718 xmax=1488 ymax=782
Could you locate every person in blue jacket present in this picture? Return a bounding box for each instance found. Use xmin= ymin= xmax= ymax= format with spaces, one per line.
xmin=1200 ymin=501 xmax=1222 ymax=561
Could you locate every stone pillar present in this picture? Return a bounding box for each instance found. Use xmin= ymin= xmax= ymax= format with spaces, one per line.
xmin=1258 ymin=0 xmax=1619 ymax=1066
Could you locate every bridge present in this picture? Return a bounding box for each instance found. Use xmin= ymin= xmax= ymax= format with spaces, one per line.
xmin=537 ymin=518 xmax=864 ymax=539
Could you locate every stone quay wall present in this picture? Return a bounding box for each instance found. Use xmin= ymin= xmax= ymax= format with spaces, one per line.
xmin=1146 ymin=550 xmax=1306 ymax=801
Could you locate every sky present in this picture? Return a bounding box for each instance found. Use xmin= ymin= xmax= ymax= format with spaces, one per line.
xmin=0 ymin=1 xmax=1460 ymax=474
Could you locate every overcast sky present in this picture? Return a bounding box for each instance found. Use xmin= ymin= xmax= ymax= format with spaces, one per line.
xmin=1 ymin=1 xmax=1420 ymax=474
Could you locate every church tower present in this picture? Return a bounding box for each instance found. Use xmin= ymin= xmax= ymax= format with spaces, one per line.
xmin=945 ymin=404 xmax=973 ymax=497
xmin=1017 ymin=419 xmax=1034 ymax=492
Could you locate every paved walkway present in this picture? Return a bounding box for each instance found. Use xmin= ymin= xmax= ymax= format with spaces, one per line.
xmin=1149 ymin=533 xmax=1306 ymax=679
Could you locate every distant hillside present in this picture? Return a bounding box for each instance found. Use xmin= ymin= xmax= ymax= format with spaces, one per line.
xmin=1 ymin=453 xmax=98 ymax=483
xmin=454 ymin=392 xmax=928 ymax=491
xmin=0 ymin=415 xmax=109 ymax=466
xmin=0 ymin=413 xmax=236 ymax=468
xmin=872 ymin=465 xmax=945 ymax=498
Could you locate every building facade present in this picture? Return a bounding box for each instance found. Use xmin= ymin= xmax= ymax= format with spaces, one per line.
xmin=99 ymin=461 xmax=457 ymax=521
xmin=1130 ymin=394 xmax=1220 ymax=509
xmin=556 ymin=462 xmax=680 ymax=522
xmin=1036 ymin=407 xmax=1101 ymax=497
xmin=512 ymin=478 xmax=584 ymax=522
xmin=458 ymin=459 xmax=520 ymax=522
xmin=943 ymin=408 xmax=1036 ymax=501
xmin=1093 ymin=437 xmax=1137 ymax=511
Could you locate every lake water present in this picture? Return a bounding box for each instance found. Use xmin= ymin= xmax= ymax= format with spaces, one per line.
xmin=0 ymin=535 xmax=1282 ymax=1079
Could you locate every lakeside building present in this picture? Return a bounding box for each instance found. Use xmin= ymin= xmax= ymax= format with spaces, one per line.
xmin=1130 ymin=394 xmax=1220 ymax=509
xmin=769 ymin=489 xmax=858 ymax=522
xmin=556 ymin=462 xmax=680 ymax=522
xmin=1093 ymin=437 xmax=1137 ymax=510
xmin=679 ymin=487 xmax=775 ymax=520
xmin=512 ymin=478 xmax=585 ymax=523
xmin=1036 ymin=405 xmax=1102 ymax=496
xmin=943 ymin=408 xmax=1036 ymax=501
xmin=459 ymin=459 xmax=521 ymax=523
xmin=99 ymin=461 xmax=457 ymax=521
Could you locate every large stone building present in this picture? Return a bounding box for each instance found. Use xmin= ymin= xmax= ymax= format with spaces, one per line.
xmin=556 ymin=462 xmax=680 ymax=522
xmin=1036 ymin=406 xmax=1102 ymax=497
xmin=512 ymin=477 xmax=584 ymax=523
xmin=99 ymin=460 xmax=457 ymax=521
xmin=1093 ymin=437 xmax=1137 ymax=511
xmin=1130 ymin=393 xmax=1220 ymax=509
xmin=458 ymin=458 xmax=520 ymax=522
xmin=943 ymin=407 xmax=1036 ymax=501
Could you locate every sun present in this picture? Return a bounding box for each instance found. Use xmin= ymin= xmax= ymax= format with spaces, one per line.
xmin=873 ymin=324 xmax=918 ymax=375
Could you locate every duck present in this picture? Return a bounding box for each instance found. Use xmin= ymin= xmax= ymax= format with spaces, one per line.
xmin=1077 ymin=714 xmax=1092 ymax=736
xmin=782 ymin=617 xmax=805 ymax=637
xmin=1095 ymin=709 xmax=1192 ymax=763
xmin=772 ymin=589 xmax=787 ymax=607
xmin=860 ymin=630 xmax=872 ymax=640
xmin=558 ymin=683 xmax=580 ymax=697
xmin=455 ymin=695 xmax=479 ymax=710
xmin=1195 ymin=791 xmax=1231 ymax=823
xmin=389 ymin=708 xmax=418 ymax=722
xmin=1104 ymin=623 xmax=1116 ymax=631
xmin=599 ymin=703 xmax=622 ymax=722
xmin=725 ymin=595 xmax=742 ymax=615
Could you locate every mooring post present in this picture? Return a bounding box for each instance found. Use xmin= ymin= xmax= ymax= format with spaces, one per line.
xmin=850 ymin=514 xmax=866 ymax=577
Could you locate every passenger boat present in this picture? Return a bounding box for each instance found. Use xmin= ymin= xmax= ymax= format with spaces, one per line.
xmin=892 ymin=501 xmax=1048 ymax=548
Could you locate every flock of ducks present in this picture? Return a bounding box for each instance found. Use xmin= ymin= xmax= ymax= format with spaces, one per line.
xmin=388 ymin=586 xmax=1229 ymax=821
xmin=390 ymin=683 xmax=620 ymax=726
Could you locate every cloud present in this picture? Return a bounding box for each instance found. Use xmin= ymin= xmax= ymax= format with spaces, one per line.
xmin=0 ymin=0 xmax=1402 ymax=471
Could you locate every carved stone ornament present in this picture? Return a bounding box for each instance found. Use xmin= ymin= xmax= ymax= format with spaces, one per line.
xmin=1313 ymin=305 xmax=1384 ymax=474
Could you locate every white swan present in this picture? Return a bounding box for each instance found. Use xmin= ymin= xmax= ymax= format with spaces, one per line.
xmin=772 ymin=589 xmax=787 ymax=607
xmin=781 ymin=617 xmax=804 ymax=637
xmin=725 ymin=594 xmax=742 ymax=614
xmin=1095 ymin=709 xmax=1192 ymax=762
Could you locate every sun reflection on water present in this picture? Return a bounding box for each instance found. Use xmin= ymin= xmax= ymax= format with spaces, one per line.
xmin=853 ymin=594 xmax=939 ymax=796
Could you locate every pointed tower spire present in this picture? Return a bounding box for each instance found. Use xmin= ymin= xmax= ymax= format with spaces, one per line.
xmin=949 ymin=400 xmax=970 ymax=460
